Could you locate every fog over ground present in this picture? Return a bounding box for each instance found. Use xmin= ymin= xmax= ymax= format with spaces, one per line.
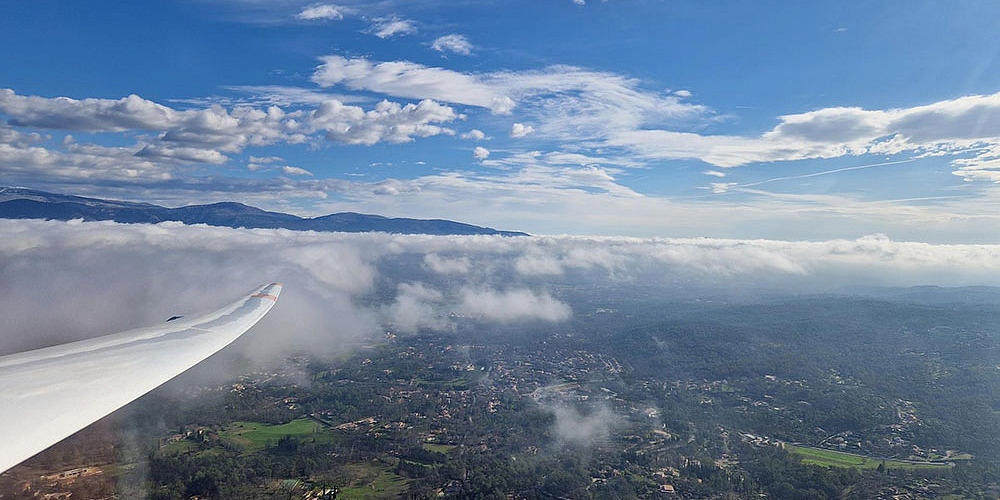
xmin=5 ymin=219 xmax=1000 ymax=359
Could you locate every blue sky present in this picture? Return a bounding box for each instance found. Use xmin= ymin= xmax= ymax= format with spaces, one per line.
xmin=3 ymin=0 xmax=1000 ymax=240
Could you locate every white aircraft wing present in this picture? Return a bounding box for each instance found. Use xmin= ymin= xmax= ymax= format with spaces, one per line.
xmin=0 ymin=282 xmax=282 ymax=473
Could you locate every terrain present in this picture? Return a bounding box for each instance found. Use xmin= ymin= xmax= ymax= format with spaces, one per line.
xmin=0 ymin=187 xmax=528 ymax=236
xmin=5 ymin=276 xmax=1000 ymax=499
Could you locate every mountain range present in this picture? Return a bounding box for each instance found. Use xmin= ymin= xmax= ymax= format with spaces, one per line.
xmin=0 ymin=187 xmax=528 ymax=236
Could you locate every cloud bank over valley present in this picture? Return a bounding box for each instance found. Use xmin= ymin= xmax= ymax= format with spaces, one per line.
xmin=6 ymin=219 xmax=1000 ymax=360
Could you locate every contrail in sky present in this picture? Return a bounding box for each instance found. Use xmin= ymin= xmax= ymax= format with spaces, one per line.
xmin=738 ymin=158 xmax=917 ymax=188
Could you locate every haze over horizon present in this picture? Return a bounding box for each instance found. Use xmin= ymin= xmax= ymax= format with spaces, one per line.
xmin=4 ymin=1 xmax=1000 ymax=241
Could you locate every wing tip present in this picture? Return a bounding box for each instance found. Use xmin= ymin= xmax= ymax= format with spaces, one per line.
xmin=251 ymin=282 xmax=283 ymax=302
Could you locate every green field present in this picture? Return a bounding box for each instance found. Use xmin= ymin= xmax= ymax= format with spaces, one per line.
xmin=335 ymin=463 xmax=409 ymax=499
xmin=421 ymin=443 xmax=456 ymax=454
xmin=787 ymin=445 xmax=953 ymax=470
xmin=161 ymin=439 xmax=199 ymax=455
xmin=220 ymin=419 xmax=336 ymax=454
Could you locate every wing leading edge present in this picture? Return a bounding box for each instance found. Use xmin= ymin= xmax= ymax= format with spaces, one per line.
xmin=0 ymin=282 xmax=283 ymax=473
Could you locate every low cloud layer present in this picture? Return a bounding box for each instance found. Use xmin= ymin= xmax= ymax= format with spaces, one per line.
xmin=5 ymin=220 xmax=1000 ymax=358
xmin=550 ymin=403 xmax=618 ymax=446
xmin=457 ymin=287 xmax=571 ymax=323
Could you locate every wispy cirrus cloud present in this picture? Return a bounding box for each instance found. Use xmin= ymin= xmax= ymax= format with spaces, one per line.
xmin=221 ymin=85 xmax=373 ymax=106
xmin=306 ymin=55 xmax=1000 ymax=183
xmin=308 ymin=54 xmax=710 ymax=153
xmin=282 ymin=165 xmax=314 ymax=176
xmin=311 ymin=55 xmax=516 ymax=113
xmin=607 ymin=92 xmax=1000 ymax=175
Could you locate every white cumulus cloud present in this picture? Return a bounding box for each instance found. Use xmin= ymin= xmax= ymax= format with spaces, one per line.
xmin=510 ymin=123 xmax=534 ymax=138
xmin=296 ymin=4 xmax=349 ymax=21
xmin=431 ymin=34 xmax=473 ymax=55
xmin=308 ymin=98 xmax=457 ymax=145
xmin=460 ymin=129 xmax=487 ymax=140
xmin=365 ymin=16 xmax=416 ymax=38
